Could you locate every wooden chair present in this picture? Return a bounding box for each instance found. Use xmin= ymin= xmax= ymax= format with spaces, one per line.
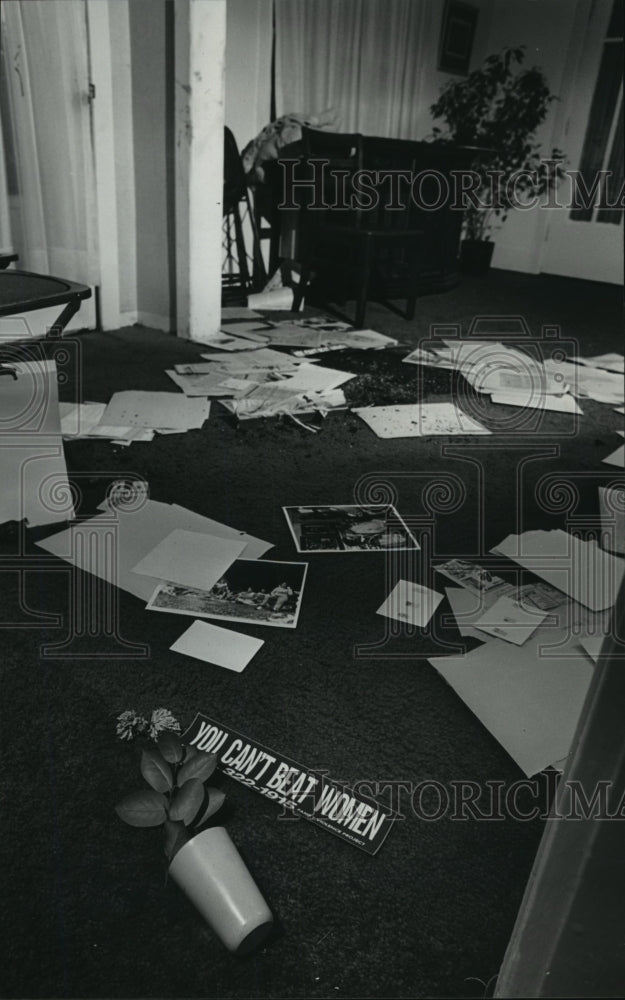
xmin=292 ymin=127 xmax=425 ymax=327
xmin=222 ymin=127 xmax=266 ymax=302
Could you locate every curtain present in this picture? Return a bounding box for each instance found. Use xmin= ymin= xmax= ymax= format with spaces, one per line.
xmin=274 ymin=0 xmax=436 ymax=139
xmin=0 ymin=0 xmax=98 ymax=283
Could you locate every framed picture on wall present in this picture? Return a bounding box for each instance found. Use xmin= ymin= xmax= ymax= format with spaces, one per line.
xmin=438 ymin=0 xmax=479 ymax=75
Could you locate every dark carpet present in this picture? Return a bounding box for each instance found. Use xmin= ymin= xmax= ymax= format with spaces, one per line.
xmin=0 ymin=269 xmax=622 ymax=999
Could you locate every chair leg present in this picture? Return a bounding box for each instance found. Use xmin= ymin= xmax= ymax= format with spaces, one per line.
xmin=292 ymin=263 xmax=311 ymax=312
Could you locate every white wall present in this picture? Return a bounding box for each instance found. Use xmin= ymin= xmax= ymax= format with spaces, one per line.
xmin=128 ymin=0 xmax=174 ymax=330
xmin=481 ymin=0 xmax=580 ymax=273
xmin=225 ymin=0 xmax=273 ymax=153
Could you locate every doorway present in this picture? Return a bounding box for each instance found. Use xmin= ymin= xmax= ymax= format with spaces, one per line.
xmin=0 ymin=0 xmax=98 ymax=335
xmin=540 ymin=0 xmax=623 ymax=285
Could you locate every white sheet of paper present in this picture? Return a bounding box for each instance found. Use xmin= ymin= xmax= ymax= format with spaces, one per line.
xmin=131 ymin=528 xmax=246 ymax=591
xmin=473 ymin=595 xmax=547 ymax=645
xmin=248 ymin=287 xmax=295 ymax=310
xmin=199 ymin=348 xmax=304 ymax=371
xmin=571 ymin=353 xmax=624 ymax=373
xmin=428 ymin=641 xmax=594 ymax=776
xmin=37 ymin=500 xmax=185 ymax=600
xmin=0 ymin=360 xmax=75 ymax=527
xmin=99 ymin=391 xmax=210 ymax=430
xmin=219 ymin=321 xmax=272 ymax=335
xmin=376 ymin=580 xmax=443 ymax=626
xmin=614 ymin=407 xmax=625 ymax=415
xmin=221 ymin=307 xmax=263 ymax=320
xmin=492 ymin=530 xmax=624 ymax=611
xmin=60 ymin=402 xmax=107 ymax=437
xmin=603 ymin=445 xmax=624 ymax=468
xmin=489 ymin=391 xmax=582 ymax=414
xmin=579 ymin=635 xmax=604 ymax=662
xmin=443 ymin=587 xmax=496 ymax=637
xmin=598 ymin=485 xmax=625 ymax=555
xmin=354 ymin=402 xmax=491 ymax=437
xmin=88 ymin=425 xmax=156 ymax=441
xmin=275 ymin=364 xmax=356 ymax=393
xmin=170 ymin=619 xmax=263 ymax=672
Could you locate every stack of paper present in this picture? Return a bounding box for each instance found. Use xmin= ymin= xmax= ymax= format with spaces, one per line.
xmin=544 ymin=358 xmax=624 ymax=406
xmin=36 ymin=498 xmax=272 ymax=601
xmin=403 ymin=339 xmax=580 ymax=413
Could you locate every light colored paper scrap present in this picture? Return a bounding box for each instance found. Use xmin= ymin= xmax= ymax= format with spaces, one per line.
xmin=131 ymin=529 xmax=246 ymax=591
xmin=602 ymin=445 xmax=624 ymax=468
xmin=428 ymin=641 xmax=594 ymax=776
xmin=473 ymin=594 xmax=547 ymax=645
xmin=491 ymin=529 xmax=624 ymax=611
xmin=354 ymin=402 xmax=491 ymax=438
xmin=376 ymin=580 xmax=443 ymax=627
xmin=99 ymin=391 xmax=210 ymax=430
xmin=170 ymin=619 xmax=263 ymax=672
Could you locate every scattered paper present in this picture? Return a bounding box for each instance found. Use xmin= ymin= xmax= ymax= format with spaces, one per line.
xmin=147 ymin=558 xmax=307 ymax=629
xmin=376 ymin=580 xmax=442 ymax=627
xmin=248 ymin=287 xmax=296 ymax=310
xmin=598 ymin=485 xmax=625 ymax=554
xmin=473 ymin=594 xmax=548 ymax=645
xmin=99 ymin=391 xmax=210 ymax=431
xmin=59 ymin=402 xmax=107 ymax=438
xmin=571 ymin=353 xmax=624 ymax=374
xmin=131 ymin=529 xmax=246 ymax=592
xmin=491 ymin=529 xmax=624 ymax=611
xmin=428 ymin=641 xmax=593 ymax=776
xmin=38 ymin=499 xmax=273 ymax=600
xmin=221 ymin=306 xmax=263 ymax=320
xmin=354 ymin=402 xmax=491 ymax=438
xmin=444 ymin=587 xmax=501 ymax=637
xmin=435 ymin=559 xmax=510 ymax=595
xmin=283 ymin=504 xmax=420 ymax=552
xmin=602 ymin=445 xmax=624 ymax=468
xmin=489 ymin=391 xmax=582 ymax=414
xmin=169 ymin=619 xmax=263 ymax=672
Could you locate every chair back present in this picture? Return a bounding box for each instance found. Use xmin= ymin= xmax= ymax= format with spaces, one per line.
xmin=300 ymin=127 xmax=364 ymax=227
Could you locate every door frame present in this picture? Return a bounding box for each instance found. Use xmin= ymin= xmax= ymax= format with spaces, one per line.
xmin=539 ymin=0 xmax=622 ymax=283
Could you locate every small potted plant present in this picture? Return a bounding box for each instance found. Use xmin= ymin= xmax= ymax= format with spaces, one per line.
xmin=430 ymin=46 xmax=566 ymax=274
xmin=115 ymin=709 xmax=273 ymax=955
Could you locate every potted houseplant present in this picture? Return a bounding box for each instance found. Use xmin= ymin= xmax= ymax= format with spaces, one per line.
xmin=115 ymin=709 xmax=273 ymax=955
xmin=430 ymin=46 xmax=565 ymax=274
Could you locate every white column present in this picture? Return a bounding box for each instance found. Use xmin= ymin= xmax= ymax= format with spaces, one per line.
xmin=175 ymin=0 xmax=226 ymax=342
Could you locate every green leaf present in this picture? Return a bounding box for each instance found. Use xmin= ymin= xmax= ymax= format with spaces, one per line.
xmin=163 ymin=819 xmax=189 ymax=859
xmin=115 ymin=789 xmax=167 ymax=827
xmin=194 ymin=787 xmax=226 ymax=827
xmin=157 ymin=731 xmax=183 ymax=763
xmin=141 ymin=747 xmax=173 ymax=792
xmin=177 ymin=751 xmax=217 ymax=787
xmin=169 ymin=778 xmax=205 ymax=826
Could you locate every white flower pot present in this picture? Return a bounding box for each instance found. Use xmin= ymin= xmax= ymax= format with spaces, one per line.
xmin=169 ymin=827 xmax=273 ymax=954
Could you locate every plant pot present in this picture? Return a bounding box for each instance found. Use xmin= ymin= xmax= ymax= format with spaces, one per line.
xmin=460 ymin=239 xmax=495 ymax=276
xmin=169 ymin=827 xmax=273 ymax=954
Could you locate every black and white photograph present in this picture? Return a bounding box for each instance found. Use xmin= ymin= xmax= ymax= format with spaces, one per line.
xmin=147 ymin=558 xmax=308 ymax=629
xmin=283 ymin=503 xmax=421 ymax=552
xmin=0 ymin=0 xmax=623 ymax=997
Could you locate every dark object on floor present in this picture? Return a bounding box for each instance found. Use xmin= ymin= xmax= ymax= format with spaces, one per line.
xmin=292 ymin=128 xmax=425 ymax=328
xmin=222 ymin=126 xmax=266 ymax=303
xmin=460 ymin=239 xmax=496 ymax=275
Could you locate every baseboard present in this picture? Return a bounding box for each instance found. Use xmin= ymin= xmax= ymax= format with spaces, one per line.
xmin=117 ymin=310 xmax=173 ymax=332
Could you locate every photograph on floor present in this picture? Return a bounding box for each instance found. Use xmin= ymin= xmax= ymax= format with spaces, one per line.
xmin=283 ymin=504 xmax=421 ymax=552
xmin=147 ymin=559 xmax=308 ymax=628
